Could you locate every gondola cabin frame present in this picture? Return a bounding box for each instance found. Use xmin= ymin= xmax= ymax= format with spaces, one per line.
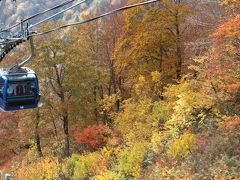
xmin=0 ymin=67 xmax=42 ymax=111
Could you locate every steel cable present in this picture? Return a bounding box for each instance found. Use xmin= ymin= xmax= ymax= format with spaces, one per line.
xmin=29 ymin=0 xmax=88 ymax=29
xmin=30 ymin=0 xmax=158 ymax=37
xmin=0 ymin=0 xmax=79 ymax=33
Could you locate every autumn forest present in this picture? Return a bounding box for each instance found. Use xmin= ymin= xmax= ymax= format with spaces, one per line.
xmin=0 ymin=0 xmax=239 ymax=179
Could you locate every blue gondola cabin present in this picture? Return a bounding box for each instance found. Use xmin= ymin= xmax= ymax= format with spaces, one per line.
xmin=0 ymin=67 xmax=42 ymax=111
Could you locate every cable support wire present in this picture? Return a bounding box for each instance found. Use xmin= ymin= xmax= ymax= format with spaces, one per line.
xmin=0 ymin=0 xmax=79 ymax=33
xmin=0 ymin=0 xmax=158 ymax=63
xmin=30 ymin=0 xmax=158 ymax=37
xmin=29 ymin=0 xmax=88 ymax=29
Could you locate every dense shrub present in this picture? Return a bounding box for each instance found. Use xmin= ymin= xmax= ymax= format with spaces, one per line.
xmin=117 ymin=142 xmax=149 ymax=179
xmin=168 ymin=132 xmax=197 ymax=160
xmin=65 ymin=152 xmax=103 ymax=179
xmin=17 ymin=156 xmax=63 ymax=180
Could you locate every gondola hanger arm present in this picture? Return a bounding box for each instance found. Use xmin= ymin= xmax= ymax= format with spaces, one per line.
xmin=8 ymin=35 xmax=35 ymax=73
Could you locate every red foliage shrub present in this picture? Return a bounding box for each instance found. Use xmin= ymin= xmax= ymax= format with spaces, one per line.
xmin=75 ymin=124 xmax=110 ymax=149
xmin=155 ymin=159 xmax=169 ymax=168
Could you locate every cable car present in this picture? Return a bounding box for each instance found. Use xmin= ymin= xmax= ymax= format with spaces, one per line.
xmin=0 ymin=67 xmax=42 ymax=111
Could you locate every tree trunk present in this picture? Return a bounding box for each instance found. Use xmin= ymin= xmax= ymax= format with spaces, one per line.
xmin=93 ymin=86 xmax=98 ymax=118
xmin=176 ymin=46 xmax=182 ymax=80
xmin=63 ymin=114 xmax=70 ymax=157
xmin=52 ymin=118 xmax=58 ymax=138
xmin=35 ymin=112 xmax=43 ymax=157
xmin=175 ymin=9 xmax=183 ymax=80
xmin=35 ymin=132 xmax=43 ymax=157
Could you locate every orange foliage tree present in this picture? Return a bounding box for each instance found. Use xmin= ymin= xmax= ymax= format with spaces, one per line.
xmin=207 ymin=14 xmax=240 ymax=101
xmin=75 ymin=124 xmax=111 ymax=149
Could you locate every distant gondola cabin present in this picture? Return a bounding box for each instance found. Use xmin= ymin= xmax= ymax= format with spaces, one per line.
xmin=0 ymin=67 xmax=42 ymax=111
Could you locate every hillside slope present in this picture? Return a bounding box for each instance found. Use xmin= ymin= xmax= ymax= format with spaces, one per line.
xmin=0 ymin=0 xmax=121 ymax=28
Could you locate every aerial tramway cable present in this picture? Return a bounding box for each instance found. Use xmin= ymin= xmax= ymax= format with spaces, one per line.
xmin=0 ymin=0 xmax=89 ymax=61
xmin=0 ymin=0 xmax=159 ymax=65
xmin=0 ymin=0 xmax=80 ymax=33
xmin=30 ymin=0 xmax=158 ymax=37
xmin=0 ymin=0 xmax=158 ymax=61
xmin=28 ymin=0 xmax=88 ymax=29
xmin=0 ymin=0 xmax=88 ymax=65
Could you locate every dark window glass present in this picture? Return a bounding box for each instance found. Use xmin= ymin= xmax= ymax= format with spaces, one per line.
xmin=0 ymin=83 xmax=3 ymax=98
xmin=7 ymin=81 xmax=36 ymax=97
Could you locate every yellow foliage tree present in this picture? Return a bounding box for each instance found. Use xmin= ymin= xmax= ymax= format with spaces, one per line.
xmin=113 ymin=0 xmax=193 ymax=91
xmin=18 ymin=156 xmax=62 ymax=180
xmin=92 ymin=170 xmax=116 ymax=180
xmin=168 ymin=132 xmax=197 ymax=160
xmin=164 ymin=78 xmax=217 ymax=134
